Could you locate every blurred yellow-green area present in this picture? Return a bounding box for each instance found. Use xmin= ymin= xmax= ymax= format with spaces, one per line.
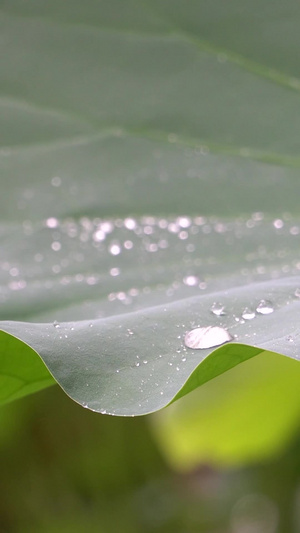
xmin=1 ymin=386 xmax=300 ymax=533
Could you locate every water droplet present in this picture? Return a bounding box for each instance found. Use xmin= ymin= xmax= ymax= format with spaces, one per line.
xmin=53 ymin=321 xmax=60 ymax=328
xmin=184 ymin=326 xmax=233 ymax=350
xmin=177 ymin=216 xmax=191 ymax=228
xmin=93 ymin=229 xmax=106 ymax=242
xmin=290 ymin=226 xmax=299 ymax=235
xmin=210 ymin=302 xmax=226 ymax=316
xmin=178 ymin=230 xmax=188 ymax=240
xmin=109 ymin=243 xmax=121 ymax=256
xmin=124 ymin=240 xmax=133 ymax=250
xmin=294 ymin=288 xmax=300 ymax=298
xmin=124 ymin=218 xmax=137 ymax=230
xmin=183 ymin=275 xmax=199 ymax=287
xmin=109 ymin=267 xmax=120 ymax=276
xmin=241 ymin=308 xmax=256 ymax=320
xmin=256 ymin=300 xmax=274 ymax=315
xmin=273 ymin=219 xmax=284 ymax=229
xmin=46 ymin=217 xmax=59 ymax=228
xmin=51 ymin=241 xmax=61 ymax=252
xmin=8 ymin=280 xmax=27 ymax=291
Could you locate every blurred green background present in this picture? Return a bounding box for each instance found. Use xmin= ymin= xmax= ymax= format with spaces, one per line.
xmin=1 ymin=387 xmax=300 ymax=533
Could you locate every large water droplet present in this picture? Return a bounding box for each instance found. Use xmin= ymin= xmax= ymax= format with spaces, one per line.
xmin=256 ymin=300 xmax=274 ymax=315
xmin=210 ymin=302 xmax=226 ymax=316
xmin=184 ymin=326 xmax=233 ymax=350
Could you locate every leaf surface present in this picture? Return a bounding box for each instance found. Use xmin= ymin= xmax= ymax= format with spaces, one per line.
xmin=1 ymin=1 xmax=300 ymax=432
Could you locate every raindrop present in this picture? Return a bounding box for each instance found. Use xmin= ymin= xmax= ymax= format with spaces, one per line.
xmin=290 ymin=226 xmax=300 ymax=235
xmin=178 ymin=230 xmax=188 ymax=240
xmin=109 ymin=243 xmax=121 ymax=256
xmin=46 ymin=217 xmax=59 ymax=228
xmin=109 ymin=267 xmax=120 ymax=277
xmin=86 ymin=276 xmax=98 ymax=285
xmin=183 ymin=275 xmax=199 ymax=287
xmin=177 ymin=216 xmax=191 ymax=228
xmin=101 ymin=221 xmax=114 ymax=234
xmin=124 ymin=218 xmax=137 ymax=230
xmin=8 ymin=280 xmax=27 ymax=291
xmin=184 ymin=326 xmax=233 ymax=350
xmin=242 ymin=308 xmax=256 ymax=320
xmin=210 ymin=302 xmax=226 ymax=316
xmin=294 ymin=288 xmax=300 ymax=298
xmin=53 ymin=321 xmax=60 ymax=328
xmin=273 ymin=219 xmax=284 ymax=229
xmin=256 ymin=300 xmax=274 ymax=315
xmin=51 ymin=241 xmax=61 ymax=252
xmin=124 ymin=240 xmax=133 ymax=250
xmin=93 ymin=229 xmax=106 ymax=242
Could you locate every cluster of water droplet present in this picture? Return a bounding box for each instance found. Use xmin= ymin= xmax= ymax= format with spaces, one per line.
xmin=1 ymin=211 xmax=300 ymax=325
xmin=182 ymin=298 xmax=277 ymax=350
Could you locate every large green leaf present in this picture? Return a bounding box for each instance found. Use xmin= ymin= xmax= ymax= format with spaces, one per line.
xmin=1 ymin=0 xmax=300 ymax=453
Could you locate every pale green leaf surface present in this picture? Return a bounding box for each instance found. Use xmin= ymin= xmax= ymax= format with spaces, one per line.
xmin=0 ymin=0 xmax=300 ymax=448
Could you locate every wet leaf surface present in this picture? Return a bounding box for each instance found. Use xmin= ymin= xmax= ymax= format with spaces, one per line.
xmin=1 ymin=1 xmax=300 ymax=428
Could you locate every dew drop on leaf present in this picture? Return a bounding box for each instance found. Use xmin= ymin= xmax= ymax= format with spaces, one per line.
xmin=256 ymin=300 xmax=274 ymax=315
xmin=241 ymin=308 xmax=256 ymax=320
xmin=109 ymin=243 xmax=121 ymax=256
xmin=184 ymin=326 xmax=233 ymax=350
xmin=210 ymin=302 xmax=226 ymax=316
xmin=183 ymin=275 xmax=199 ymax=286
xmin=294 ymin=288 xmax=300 ymax=298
